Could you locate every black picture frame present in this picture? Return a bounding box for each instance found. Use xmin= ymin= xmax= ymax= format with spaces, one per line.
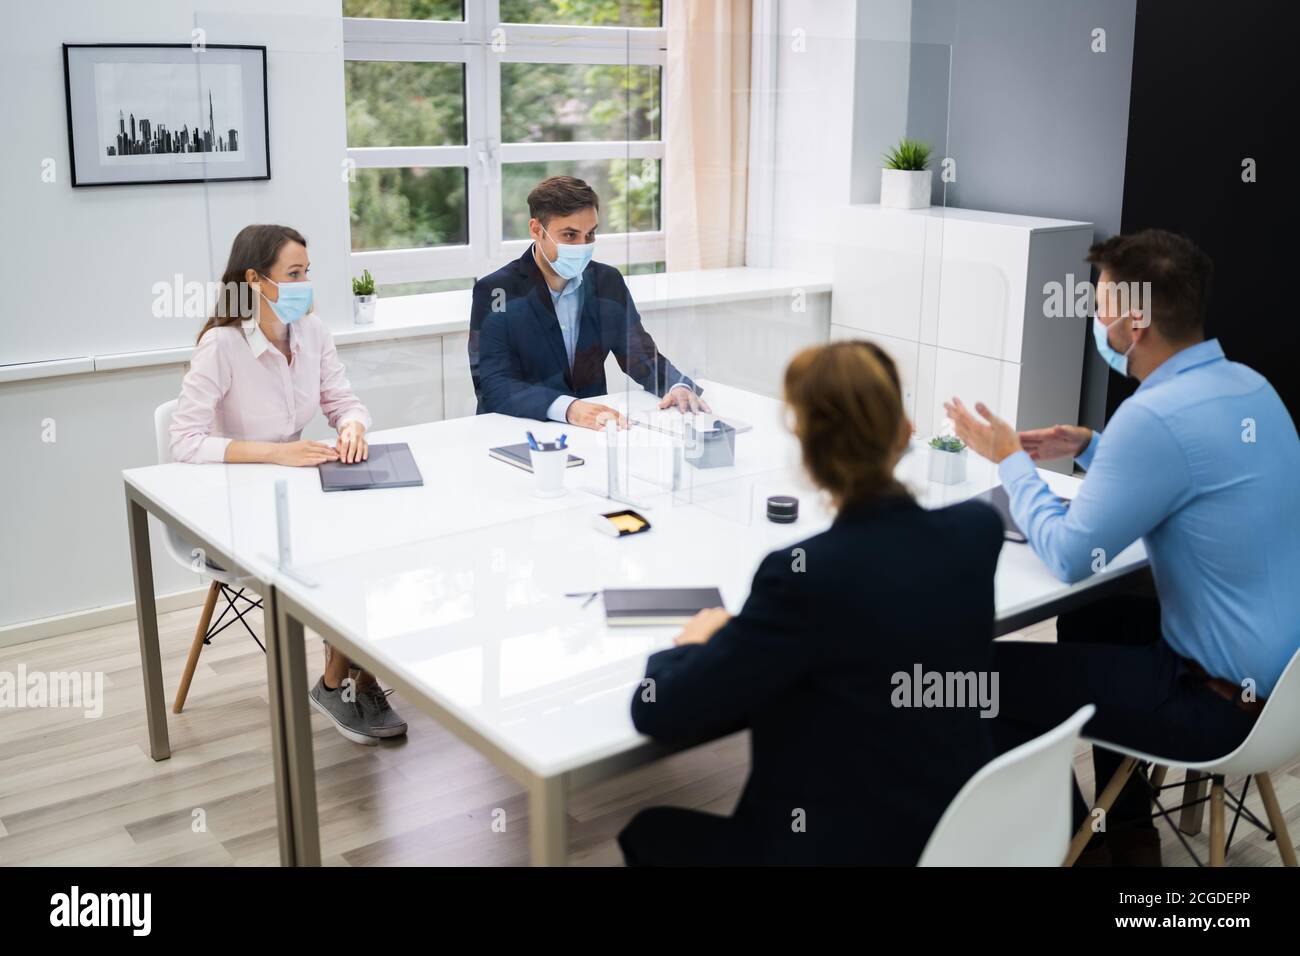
xmin=62 ymin=42 xmax=270 ymax=187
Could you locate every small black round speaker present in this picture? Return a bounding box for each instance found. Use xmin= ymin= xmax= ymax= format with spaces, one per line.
xmin=766 ymin=495 xmax=799 ymax=524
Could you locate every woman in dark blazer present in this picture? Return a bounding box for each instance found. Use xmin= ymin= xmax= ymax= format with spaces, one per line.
xmin=619 ymin=340 xmax=1005 ymax=866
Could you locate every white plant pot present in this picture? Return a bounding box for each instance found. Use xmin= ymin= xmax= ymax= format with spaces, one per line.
xmin=880 ymin=168 xmax=932 ymax=209
xmin=927 ymin=446 xmax=967 ymax=485
xmin=353 ymin=293 xmax=377 ymax=325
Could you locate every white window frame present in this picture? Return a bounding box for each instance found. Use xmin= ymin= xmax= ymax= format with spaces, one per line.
xmin=343 ymin=0 xmax=668 ymax=286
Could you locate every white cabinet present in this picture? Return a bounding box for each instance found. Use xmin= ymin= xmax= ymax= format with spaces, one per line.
xmin=831 ymin=204 xmax=1093 ymax=472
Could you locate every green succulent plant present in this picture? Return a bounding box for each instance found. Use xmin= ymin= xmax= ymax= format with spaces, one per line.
xmin=883 ymin=138 xmax=933 ymax=171
xmin=929 ymin=435 xmax=965 ymax=453
xmin=352 ymin=269 xmax=376 ymax=297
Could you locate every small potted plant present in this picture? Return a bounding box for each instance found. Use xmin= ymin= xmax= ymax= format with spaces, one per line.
xmin=352 ymin=268 xmax=377 ymax=325
xmin=881 ymin=138 xmax=933 ymax=209
xmin=927 ymin=434 xmax=967 ymax=485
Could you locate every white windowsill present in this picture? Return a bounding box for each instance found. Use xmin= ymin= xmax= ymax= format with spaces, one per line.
xmin=0 ymin=267 xmax=832 ymax=383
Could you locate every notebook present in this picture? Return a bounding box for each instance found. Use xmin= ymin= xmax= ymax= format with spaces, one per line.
xmin=603 ymin=587 xmax=725 ymax=626
xmin=318 ymin=442 xmax=424 ymax=492
xmin=489 ymin=442 xmax=585 ymax=472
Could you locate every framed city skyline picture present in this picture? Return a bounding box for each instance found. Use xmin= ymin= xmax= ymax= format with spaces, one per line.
xmin=63 ymin=43 xmax=269 ymax=187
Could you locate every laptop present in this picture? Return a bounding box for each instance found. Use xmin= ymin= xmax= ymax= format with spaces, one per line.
xmin=318 ymin=442 xmax=424 ymax=492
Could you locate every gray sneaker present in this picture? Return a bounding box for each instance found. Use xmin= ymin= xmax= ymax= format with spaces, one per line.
xmin=356 ymin=679 xmax=408 ymax=738
xmin=309 ymin=676 xmax=380 ymax=746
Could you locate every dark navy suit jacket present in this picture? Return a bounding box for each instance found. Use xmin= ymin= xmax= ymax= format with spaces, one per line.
xmin=631 ymin=495 xmax=1005 ymax=865
xmin=468 ymin=248 xmax=699 ymax=420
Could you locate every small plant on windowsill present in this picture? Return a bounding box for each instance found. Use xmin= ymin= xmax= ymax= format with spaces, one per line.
xmin=881 ymin=137 xmax=934 ymax=210
xmin=352 ymin=269 xmax=377 ymax=325
xmin=927 ymin=433 xmax=967 ymax=485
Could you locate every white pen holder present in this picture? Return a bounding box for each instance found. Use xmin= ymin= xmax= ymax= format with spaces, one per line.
xmin=529 ymin=444 xmax=569 ymax=498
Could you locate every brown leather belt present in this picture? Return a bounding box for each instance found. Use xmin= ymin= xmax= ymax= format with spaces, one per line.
xmin=1184 ymin=658 xmax=1266 ymax=716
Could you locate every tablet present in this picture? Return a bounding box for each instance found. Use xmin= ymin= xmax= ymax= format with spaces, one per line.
xmin=318 ymin=442 xmax=424 ymax=492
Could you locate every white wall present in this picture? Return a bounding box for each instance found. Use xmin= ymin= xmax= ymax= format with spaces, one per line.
xmin=849 ymin=0 xmax=915 ymax=204
xmin=0 ymin=0 xmax=351 ymax=366
xmin=0 ymin=0 xmax=350 ymax=631
xmin=752 ymin=0 xmax=910 ymax=274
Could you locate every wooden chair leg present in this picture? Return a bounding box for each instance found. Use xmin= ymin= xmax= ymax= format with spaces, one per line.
xmin=1255 ymin=772 xmax=1298 ymax=867
xmin=1179 ymin=770 xmax=1209 ymax=834
xmin=1065 ymin=756 xmax=1137 ymax=866
xmin=1208 ymin=775 xmax=1226 ymax=866
xmin=1149 ymin=765 xmax=1169 ymax=791
xmin=173 ymin=581 xmax=220 ymax=714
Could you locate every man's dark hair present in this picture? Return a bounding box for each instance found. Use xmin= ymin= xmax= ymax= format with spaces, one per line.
xmin=527 ymin=175 xmax=599 ymax=226
xmin=1085 ymin=229 xmax=1214 ymax=343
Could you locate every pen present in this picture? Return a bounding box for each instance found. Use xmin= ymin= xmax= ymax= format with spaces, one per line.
xmin=558 ymin=433 xmax=567 ymax=448
xmin=526 ymin=431 xmax=539 ymax=450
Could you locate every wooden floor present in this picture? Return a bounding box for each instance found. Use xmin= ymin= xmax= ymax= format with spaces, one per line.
xmin=0 ymin=609 xmax=1295 ymax=866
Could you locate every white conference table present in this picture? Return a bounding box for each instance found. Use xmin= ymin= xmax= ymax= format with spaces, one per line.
xmin=123 ymin=380 xmax=1147 ymax=866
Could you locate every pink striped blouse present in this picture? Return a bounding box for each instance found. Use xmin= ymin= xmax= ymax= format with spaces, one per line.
xmin=170 ymin=315 xmax=371 ymax=464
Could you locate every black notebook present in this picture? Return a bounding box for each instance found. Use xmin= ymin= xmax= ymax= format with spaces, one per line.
xmin=318 ymin=442 xmax=423 ymax=492
xmin=489 ymin=442 xmax=584 ymax=472
xmin=603 ymin=587 xmax=724 ymax=626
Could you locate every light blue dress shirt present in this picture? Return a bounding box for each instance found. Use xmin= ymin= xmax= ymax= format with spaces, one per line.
xmin=540 ymin=253 xmax=690 ymax=423
xmin=544 ymin=270 xmax=585 ymax=423
xmin=998 ymin=339 xmax=1300 ymax=697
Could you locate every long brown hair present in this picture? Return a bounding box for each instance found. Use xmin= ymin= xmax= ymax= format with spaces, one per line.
xmin=196 ymin=224 xmax=308 ymax=343
xmin=783 ymin=340 xmax=909 ymax=507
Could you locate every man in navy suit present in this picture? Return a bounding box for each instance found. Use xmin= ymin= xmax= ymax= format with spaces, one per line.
xmin=468 ymin=176 xmax=707 ymax=428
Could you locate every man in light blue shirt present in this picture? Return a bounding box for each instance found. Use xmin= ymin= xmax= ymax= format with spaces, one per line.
xmin=947 ymin=229 xmax=1300 ymax=865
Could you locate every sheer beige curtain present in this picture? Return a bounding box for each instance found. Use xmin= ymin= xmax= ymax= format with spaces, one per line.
xmin=665 ymin=0 xmax=752 ymax=270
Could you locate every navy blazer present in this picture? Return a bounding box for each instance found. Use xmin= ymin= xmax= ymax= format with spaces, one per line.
xmin=468 ymin=248 xmax=699 ymax=420
xmin=630 ymin=495 xmax=1005 ymax=865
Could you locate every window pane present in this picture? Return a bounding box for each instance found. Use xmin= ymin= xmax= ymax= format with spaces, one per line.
xmin=502 ymin=159 xmax=660 ymax=239
xmin=377 ymin=278 xmax=475 ymax=296
xmin=620 ymin=261 xmax=665 ymax=276
xmin=343 ymin=0 xmax=463 ymax=20
xmin=349 ymin=167 xmax=469 ymax=251
xmin=500 ymin=0 xmax=661 ymax=27
xmin=346 ymin=62 xmax=466 ymax=147
xmin=501 ymin=64 xmax=660 ymax=143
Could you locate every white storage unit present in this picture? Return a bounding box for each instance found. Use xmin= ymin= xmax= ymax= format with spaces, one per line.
xmin=830 ymin=204 xmax=1094 ymax=472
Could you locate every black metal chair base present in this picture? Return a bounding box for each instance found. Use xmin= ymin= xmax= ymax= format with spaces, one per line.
xmin=1107 ymin=764 xmax=1277 ymax=867
xmin=203 ymin=584 xmax=265 ymax=654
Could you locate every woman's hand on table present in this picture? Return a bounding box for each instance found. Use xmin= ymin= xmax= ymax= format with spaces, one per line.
xmin=272 ymin=440 xmax=340 ymax=467
xmin=336 ymin=421 xmax=369 ymax=464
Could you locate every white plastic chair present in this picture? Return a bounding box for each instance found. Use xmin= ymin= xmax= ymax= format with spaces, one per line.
xmin=919 ymin=705 xmax=1095 ymax=866
xmin=1066 ymin=645 xmax=1300 ymax=867
xmin=154 ymin=400 xmax=265 ymax=713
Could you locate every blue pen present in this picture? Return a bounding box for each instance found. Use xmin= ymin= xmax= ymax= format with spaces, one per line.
xmin=526 ymin=431 xmax=539 ymax=450
xmin=557 ymin=433 xmax=567 ymax=448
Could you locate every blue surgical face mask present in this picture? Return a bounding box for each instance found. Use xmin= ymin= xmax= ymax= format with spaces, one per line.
xmin=260 ymin=274 xmax=313 ymax=325
xmin=1092 ymin=314 xmax=1135 ymax=377
xmin=540 ymin=226 xmax=595 ymax=281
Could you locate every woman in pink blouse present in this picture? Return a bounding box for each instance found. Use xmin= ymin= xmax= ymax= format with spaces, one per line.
xmin=171 ymin=223 xmax=407 ymax=745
